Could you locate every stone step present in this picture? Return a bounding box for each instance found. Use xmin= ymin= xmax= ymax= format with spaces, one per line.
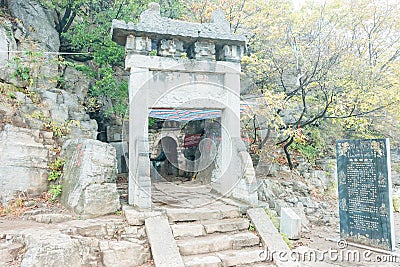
xmin=171 ymin=223 xmax=206 ymax=238
xmin=216 ymin=248 xmax=266 ymax=266
xmin=176 ymin=232 xmax=259 ymax=256
xmin=171 ymin=218 xmax=250 ymax=238
xmin=203 ymin=218 xmax=250 ymax=234
xmin=183 ymin=247 xmax=266 ymax=267
xmin=166 ymin=208 xmax=223 ymax=222
xmin=165 ymin=204 xmax=240 ymax=222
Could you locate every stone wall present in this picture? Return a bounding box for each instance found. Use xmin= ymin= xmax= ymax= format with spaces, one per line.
xmin=0 ymin=1 xmax=98 ymax=202
xmin=0 ymin=124 xmax=52 ymax=203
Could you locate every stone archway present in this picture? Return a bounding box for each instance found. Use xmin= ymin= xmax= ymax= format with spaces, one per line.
xmin=112 ymin=3 xmax=258 ymax=208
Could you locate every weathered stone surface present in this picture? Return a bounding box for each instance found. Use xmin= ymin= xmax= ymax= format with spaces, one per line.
xmin=171 ymin=223 xmax=206 ymax=238
xmin=176 ymin=234 xmax=233 ymax=256
xmin=0 ymin=242 xmax=24 ymax=266
xmin=203 ymin=218 xmax=249 ymax=234
xmin=61 ymin=139 xmax=120 ymax=217
xmin=7 ymin=0 xmax=60 ymax=52
xmin=280 ymin=208 xmax=301 ymax=240
xmin=21 ymin=230 xmax=81 ymax=267
xmin=247 ymin=208 xmax=298 ymax=266
xmin=231 ymin=232 xmax=259 ymax=249
xmin=183 ymin=254 xmax=222 ymax=267
xmin=77 ymin=183 xmax=120 ymax=217
xmin=63 ymin=66 xmax=92 ymax=101
xmin=0 ymin=124 xmax=49 ymax=201
xmin=112 ymin=4 xmax=245 ymax=47
xmin=28 ymin=213 xmax=73 ymax=224
xmin=166 ymin=207 xmax=222 ymax=222
xmin=216 ymin=248 xmax=265 ymax=266
xmin=0 ymin=23 xmax=18 ymax=80
xmin=145 ymin=215 xmax=184 ymax=267
xmin=100 ymin=240 xmax=150 ymax=267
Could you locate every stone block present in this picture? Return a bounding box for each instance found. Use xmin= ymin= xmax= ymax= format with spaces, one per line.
xmin=123 ymin=207 xmax=145 ymax=226
xmin=166 ymin=207 xmax=222 ymax=222
xmin=145 ymin=215 xmax=184 ymax=267
xmin=171 ymin=224 xmax=205 ymax=238
xmin=61 ymin=139 xmax=119 ymax=217
xmin=183 ymin=254 xmax=222 ymax=267
xmin=101 ymin=240 xmax=150 ymax=267
xmin=176 ymin=234 xmax=232 ymax=256
xmin=231 ymin=232 xmax=260 ymax=249
xmin=0 ymin=124 xmax=49 ymax=200
xmin=280 ymin=207 xmax=301 ymax=240
xmin=21 ymin=230 xmax=81 ymax=267
xmin=203 ymin=218 xmax=249 ymax=234
xmin=76 ymin=184 xmax=120 ymax=217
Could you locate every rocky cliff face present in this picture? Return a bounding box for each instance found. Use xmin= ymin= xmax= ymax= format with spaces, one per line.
xmin=0 ymin=1 xmax=99 ymax=203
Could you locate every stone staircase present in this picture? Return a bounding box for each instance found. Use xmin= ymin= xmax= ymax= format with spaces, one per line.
xmin=163 ymin=204 xmax=275 ymax=267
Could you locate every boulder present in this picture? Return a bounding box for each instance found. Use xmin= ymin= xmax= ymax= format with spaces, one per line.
xmin=7 ymin=0 xmax=60 ymax=52
xmin=21 ymin=230 xmax=81 ymax=267
xmin=61 ymin=139 xmax=120 ymax=217
xmin=0 ymin=124 xmax=49 ymax=202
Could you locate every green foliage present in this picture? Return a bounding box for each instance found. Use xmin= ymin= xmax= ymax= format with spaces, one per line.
xmin=264 ymin=208 xmax=280 ymax=230
xmin=148 ymin=117 xmax=157 ymax=128
xmin=29 ymin=111 xmax=80 ymax=137
xmin=149 ymin=50 xmax=158 ymax=56
xmin=10 ymin=57 xmax=31 ymax=82
xmin=280 ymin=233 xmax=293 ymax=249
xmin=39 ymin=0 xmax=185 ymax=117
xmin=248 ymin=223 xmax=255 ymax=232
xmin=48 ymin=158 xmax=65 ymax=181
xmin=289 ymin=126 xmax=325 ymax=164
xmin=47 ymin=158 xmax=65 ymax=201
xmin=8 ymin=92 xmax=16 ymax=99
xmin=48 ymin=185 xmax=62 ymax=201
xmin=393 ymin=195 xmax=400 ymax=212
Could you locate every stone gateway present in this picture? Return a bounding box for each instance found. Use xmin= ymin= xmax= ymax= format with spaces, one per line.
xmin=111 ymin=3 xmax=258 ymax=208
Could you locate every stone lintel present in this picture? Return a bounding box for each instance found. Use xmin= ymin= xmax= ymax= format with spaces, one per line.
xmin=126 ymin=54 xmax=241 ymax=74
xmin=111 ymin=19 xmax=245 ymax=48
xmin=111 ymin=3 xmax=246 ymax=62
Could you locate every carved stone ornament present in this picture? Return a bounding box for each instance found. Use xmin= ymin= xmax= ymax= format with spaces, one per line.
xmin=190 ymin=41 xmax=216 ymax=60
xmin=159 ymin=39 xmax=184 ymax=57
xmin=125 ymin=35 xmax=152 ymax=54
xmin=217 ymin=44 xmax=244 ymax=62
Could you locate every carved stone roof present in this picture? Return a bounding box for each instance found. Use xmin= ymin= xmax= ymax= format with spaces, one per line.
xmin=111 ymin=3 xmax=246 ymax=47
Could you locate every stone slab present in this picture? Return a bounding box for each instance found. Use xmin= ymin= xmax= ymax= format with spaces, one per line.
xmin=203 ymin=218 xmax=249 ymax=234
xmin=231 ymin=232 xmax=260 ymax=249
xmin=145 ymin=215 xmax=184 ymax=267
xmin=280 ymin=208 xmax=301 ymax=240
xmin=216 ymin=248 xmax=265 ymax=266
xmin=171 ymin=223 xmax=206 ymax=238
xmin=165 ymin=208 xmax=222 ymax=222
xmin=247 ymin=208 xmax=298 ymax=266
xmin=337 ymin=139 xmax=395 ymax=251
xmin=183 ymin=254 xmax=222 ymax=267
xmin=176 ymin=234 xmax=233 ymax=256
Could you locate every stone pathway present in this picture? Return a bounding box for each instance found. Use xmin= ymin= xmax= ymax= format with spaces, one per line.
xmin=149 ymin=181 xmax=275 ymax=266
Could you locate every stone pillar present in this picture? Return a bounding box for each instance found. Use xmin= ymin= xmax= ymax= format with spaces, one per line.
xmin=218 ymin=71 xmax=241 ymax=195
xmin=128 ymin=67 xmax=152 ymax=208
